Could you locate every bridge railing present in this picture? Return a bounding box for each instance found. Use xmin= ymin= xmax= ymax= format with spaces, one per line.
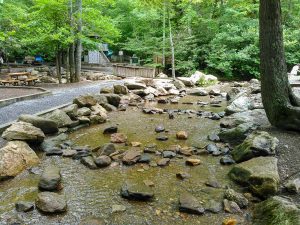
xmin=113 ymin=64 xmax=158 ymax=78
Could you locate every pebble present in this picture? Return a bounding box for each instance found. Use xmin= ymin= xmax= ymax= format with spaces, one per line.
xmin=185 ymin=158 xmax=201 ymax=166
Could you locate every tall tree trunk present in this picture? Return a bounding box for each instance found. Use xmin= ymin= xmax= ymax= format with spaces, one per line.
xmin=162 ymin=0 xmax=166 ymax=68
xmin=69 ymin=44 xmax=75 ymax=82
xmin=56 ymin=49 xmax=62 ymax=84
xmin=259 ymin=0 xmax=300 ymax=131
xmin=168 ymin=7 xmax=175 ymax=80
xmin=75 ymin=0 xmax=82 ymax=82
xmin=65 ymin=49 xmax=70 ymax=83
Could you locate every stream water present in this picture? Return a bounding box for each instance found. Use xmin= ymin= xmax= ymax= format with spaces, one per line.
xmin=0 ymin=94 xmax=251 ymax=225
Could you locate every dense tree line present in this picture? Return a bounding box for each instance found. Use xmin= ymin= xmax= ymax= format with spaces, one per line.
xmin=0 ymin=0 xmax=299 ymax=80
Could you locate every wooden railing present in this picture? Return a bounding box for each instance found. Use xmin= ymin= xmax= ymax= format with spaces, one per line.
xmin=113 ymin=64 xmax=158 ymax=78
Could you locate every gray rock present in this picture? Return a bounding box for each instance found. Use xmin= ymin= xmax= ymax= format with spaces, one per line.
xmin=156 ymin=135 xmax=168 ymax=141
xmin=94 ymin=156 xmax=112 ymax=168
xmin=173 ymin=79 xmax=185 ymax=90
xmin=120 ymin=182 xmax=154 ymax=201
xmin=188 ymin=88 xmax=208 ymax=96
xmin=15 ymin=201 xmax=34 ymax=212
xmin=226 ymin=96 xmax=251 ymax=115
xmin=229 ymin=157 xmax=280 ymax=198
xmin=62 ymin=104 xmax=78 ymax=119
xmin=179 ymin=193 xmax=205 ymax=215
xmin=103 ymin=126 xmax=118 ymax=134
xmin=205 ymin=200 xmax=222 ymax=214
xmin=77 ymin=107 xmax=91 ymax=116
xmin=73 ymin=95 xmax=97 ymax=107
xmin=111 ymin=204 xmax=126 ymax=213
xmin=41 ymin=133 xmax=68 ymax=152
xmin=138 ymin=154 xmax=151 ymax=163
xmin=102 ymin=94 xmax=121 ymax=107
xmin=99 ymin=143 xmax=116 ymax=156
xmin=162 ymin=150 xmax=176 ymax=158
xmin=223 ymin=199 xmax=242 ymax=213
xmin=2 ymin=121 xmax=45 ymax=143
xmin=122 ymin=150 xmax=141 ymax=165
xmin=45 ymin=147 xmax=63 ymax=156
xmin=253 ymin=196 xmax=300 ymax=225
xmin=44 ymin=109 xmax=73 ymax=128
xmin=285 ymin=178 xmax=300 ymax=194
xmin=207 ymin=134 xmax=220 ymax=142
xmin=81 ymin=156 xmax=97 ymax=169
xmin=206 ymin=144 xmax=219 ymax=154
xmin=124 ymin=82 xmax=147 ymax=90
xmin=18 ymin=114 xmax=58 ymax=134
xmin=155 ymin=125 xmax=165 ymax=133
xmin=220 ymin=155 xmax=235 ymax=165
xmin=157 ymin=158 xmax=170 ymax=166
xmin=35 ymin=192 xmax=67 ymax=213
xmin=38 ymin=166 xmax=61 ymax=191
xmin=224 ymin=188 xmax=248 ymax=208
xmin=114 ymin=84 xmax=128 ymax=95
xmin=231 ymin=131 xmax=279 ymax=163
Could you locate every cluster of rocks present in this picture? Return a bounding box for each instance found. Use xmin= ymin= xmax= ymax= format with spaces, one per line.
xmin=83 ymin=71 xmax=121 ymax=81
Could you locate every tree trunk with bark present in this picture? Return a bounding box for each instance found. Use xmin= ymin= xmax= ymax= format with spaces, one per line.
xmin=259 ymin=0 xmax=300 ymax=131
xmin=162 ymin=0 xmax=166 ymax=68
xmin=56 ymin=49 xmax=62 ymax=84
xmin=168 ymin=7 xmax=175 ymax=80
xmin=75 ymin=0 xmax=82 ymax=83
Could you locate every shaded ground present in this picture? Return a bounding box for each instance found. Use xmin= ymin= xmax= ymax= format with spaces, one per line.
xmin=0 ymin=87 xmax=43 ymax=100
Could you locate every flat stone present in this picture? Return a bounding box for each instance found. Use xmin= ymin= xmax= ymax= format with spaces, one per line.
xmin=120 ymin=182 xmax=154 ymax=201
xmin=103 ymin=126 xmax=118 ymax=134
xmin=205 ymin=200 xmax=222 ymax=214
xmin=15 ymin=201 xmax=34 ymax=212
xmin=179 ymin=193 xmax=205 ymax=215
xmin=138 ymin=154 xmax=151 ymax=163
xmin=220 ymin=155 xmax=236 ymax=165
xmin=122 ymin=150 xmax=141 ymax=165
xmin=35 ymin=192 xmax=67 ymax=213
xmin=111 ymin=133 xmax=127 ymax=143
xmin=229 ymin=157 xmax=279 ymax=198
xmin=94 ymin=155 xmax=112 ymax=168
xmin=162 ymin=150 xmax=176 ymax=158
xmin=156 ymin=135 xmax=168 ymax=141
xmin=81 ymin=156 xmax=97 ymax=169
xmin=111 ymin=204 xmax=126 ymax=213
xmin=99 ymin=143 xmax=116 ymax=156
xmin=62 ymin=149 xmax=77 ymax=157
xmin=207 ymin=134 xmax=220 ymax=142
xmin=44 ymin=109 xmax=73 ymax=128
xmin=45 ymin=147 xmax=63 ymax=156
xmin=223 ymin=199 xmax=242 ymax=213
xmin=73 ymin=95 xmax=97 ymax=107
xmin=18 ymin=114 xmax=58 ymax=134
xmin=224 ymin=188 xmax=248 ymax=208
xmin=157 ymin=158 xmax=170 ymax=167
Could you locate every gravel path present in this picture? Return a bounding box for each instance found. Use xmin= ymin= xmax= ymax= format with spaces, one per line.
xmin=0 ymin=80 xmax=122 ymax=125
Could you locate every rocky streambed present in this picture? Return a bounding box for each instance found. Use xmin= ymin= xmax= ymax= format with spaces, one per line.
xmin=0 ymin=77 xmax=299 ymax=225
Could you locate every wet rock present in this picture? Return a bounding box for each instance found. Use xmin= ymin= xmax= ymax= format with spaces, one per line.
xmin=103 ymin=94 xmax=121 ymax=107
xmin=205 ymin=178 xmax=221 ymax=188
xmin=124 ymin=82 xmax=147 ymax=90
xmin=62 ymin=104 xmax=78 ymax=119
xmin=79 ymin=217 xmax=105 ymax=225
xmin=45 ymin=147 xmax=63 ymax=156
xmin=39 ymin=166 xmax=61 ymax=191
xmin=162 ymin=150 xmax=176 ymax=158
xmin=44 ymin=109 xmax=73 ymax=128
xmin=94 ymin=155 xmax=112 ymax=168
xmin=155 ymin=125 xmax=165 ymax=133
xmin=252 ymin=196 xmax=300 ymax=225
xmin=176 ymin=131 xmax=188 ymax=140
xmin=176 ymin=172 xmax=191 ymax=180
xmin=111 ymin=133 xmax=127 ymax=143
xmin=219 ymin=122 xmax=256 ymax=146
xmin=156 ymin=135 xmax=168 ymax=141
xmin=229 ymin=157 xmax=279 ymax=198
xmin=188 ymin=88 xmax=208 ymax=96
xmin=223 ymin=199 xmax=242 ymax=213
xmin=73 ymin=149 xmax=91 ymax=160
xmin=35 ymin=192 xmax=67 ymax=213
xmin=2 ymin=121 xmax=45 ymax=143
xmin=186 ymin=158 xmax=201 ymax=166
xmin=111 ymin=204 xmax=126 ymax=213
xmin=120 ymin=182 xmax=154 ymax=201
xmin=114 ymin=84 xmax=128 ymax=95
xmin=205 ymin=200 xmax=222 ymax=214
xmin=144 ymin=144 xmax=157 ymax=153
xmin=81 ymin=156 xmax=97 ymax=169
xmin=220 ymin=155 xmax=236 ymax=165
xmin=207 ymin=134 xmax=220 ymax=142
xmin=224 ymin=188 xmax=248 ymax=208
xmin=157 ymin=158 xmax=170 ymax=166
xmin=0 ymin=141 xmax=39 ymax=180
xmin=73 ymin=95 xmax=97 ymax=107
xmin=18 ymin=114 xmax=58 ymax=134
xmin=206 ymin=144 xmax=219 ymax=154
xmin=99 ymin=143 xmax=116 ymax=156
xmin=15 ymin=201 xmax=34 ymax=212
xmin=77 ymin=107 xmax=91 ymax=116
xmin=179 ymin=193 xmax=205 ymax=215
xmin=231 ymin=131 xmax=279 ymax=163
xmin=139 ymin=154 xmax=151 ymax=163
xmin=103 ymin=126 xmax=118 ymax=134
xmin=284 ymin=178 xmax=300 ymax=194
xmin=41 ymin=133 xmax=68 ymax=152
xmin=122 ymin=150 xmax=141 ymax=165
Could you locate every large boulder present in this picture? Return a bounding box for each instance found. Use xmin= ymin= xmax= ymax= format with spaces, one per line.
xmin=0 ymin=141 xmax=40 ymax=180
xmin=44 ymin=110 xmax=73 ymax=128
xmin=226 ymin=96 xmax=251 ymax=115
xmin=253 ymin=196 xmax=300 ymax=225
xmin=18 ymin=114 xmax=58 ymax=134
xmin=188 ymin=88 xmax=208 ymax=96
xmin=62 ymin=104 xmax=78 ymax=119
xmin=173 ymin=79 xmax=185 ymax=90
xmin=114 ymin=84 xmax=128 ymax=95
xmin=102 ymin=94 xmax=121 ymax=107
xmin=73 ymin=95 xmax=97 ymax=107
xmin=124 ymin=81 xmax=147 ymax=90
xmin=35 ymin=192 xmax=67 ymax=213
xmin=38 ymin=166 xmax=61 ymax=191
xmin=231 ymin=131 xmax=279 ymax=163
xmin=219 ymin=122 xmax=256 ymax=146
xmin=177 ymin=77 xmax=194 ymax=87
xmin=190 ymin=71 xmax=218 ymax=85
xmin=2 ymin=121 xmax=45 ymax=143
xmin=229 ymin=157 xmax=279 ymax=198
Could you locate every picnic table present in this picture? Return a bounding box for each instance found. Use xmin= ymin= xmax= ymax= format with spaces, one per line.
xmin=0 ymin=72 xmax=38 ymax=86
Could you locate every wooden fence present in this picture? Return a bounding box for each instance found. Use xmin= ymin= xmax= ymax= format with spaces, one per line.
xmin=113 ymin=64 xmax=158 ymax=78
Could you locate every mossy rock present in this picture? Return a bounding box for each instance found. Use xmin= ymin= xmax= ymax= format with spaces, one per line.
xmin=253 ymin=196 xmax=300 ymax=225
xmin=228 ymin=157 xmax=279 ymax=198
